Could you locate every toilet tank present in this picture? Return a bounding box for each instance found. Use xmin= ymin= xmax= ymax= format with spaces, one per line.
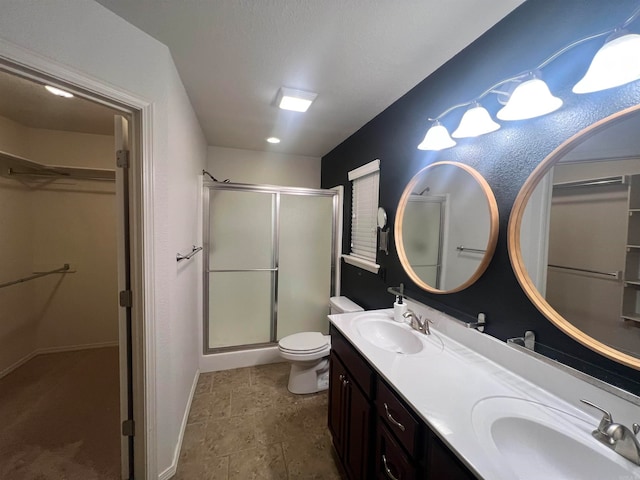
xmin=329 ymin=296 xmax=364 ymax=314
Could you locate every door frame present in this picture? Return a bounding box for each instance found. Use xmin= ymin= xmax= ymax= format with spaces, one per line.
xmin=0 ymin=42 xmax=156 ymax=479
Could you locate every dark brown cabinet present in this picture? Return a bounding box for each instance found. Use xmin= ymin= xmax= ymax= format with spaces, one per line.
xmin=427 ymin=432 xmax=476 ymax=480
xmin=328 ymin=325 xmax=476 ymax=480
xmin=328 ymin=352 xmax=372 ymax=480
xmin=375 ymin=422 xmax=417 ymax=480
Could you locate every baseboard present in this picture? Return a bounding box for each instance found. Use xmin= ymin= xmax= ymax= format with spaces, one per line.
xmin=0 ymin=350 xmax=39 ymax=379
xmin=200 ymin=345 xmax=281 ymax=372
xmin=0 ymin=341 xmax=120 ymax=379
xmin=158 ymin=368 xmax=200 ymax=480
xmin=37 ymin=341 xmax=119 ymax=355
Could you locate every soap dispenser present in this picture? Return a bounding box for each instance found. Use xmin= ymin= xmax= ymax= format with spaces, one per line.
xmin=393 ymin=283 xmax=407 ymax=322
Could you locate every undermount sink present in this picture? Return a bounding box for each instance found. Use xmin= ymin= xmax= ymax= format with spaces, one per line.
xmin=472 ymin=396 xmax=640 ymax=480
xmin=352 ymin=313 xmax=443 ymax=354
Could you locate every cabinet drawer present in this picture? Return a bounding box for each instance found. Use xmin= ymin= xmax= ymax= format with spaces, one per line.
xmin=376 ymin=378 xmax=420 ymax=456
xmin=331 ymin=325 xmax=374 ymax=398
xmin=375 ymin=423 xmax=418 ymax=480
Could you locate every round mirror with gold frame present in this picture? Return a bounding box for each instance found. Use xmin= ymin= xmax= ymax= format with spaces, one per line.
xmin=395 ymin=161 xmax=499 ymax=294
xmin=509 ymin=104 xmax=640 ymax=371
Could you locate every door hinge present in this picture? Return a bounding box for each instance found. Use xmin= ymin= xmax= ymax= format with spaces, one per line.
xmin=122 ymin=419 xmax=135 ymax=437
xmin=117 ymin=149 xmax=130 ymax=168
xmin=119 ymin=290 xmax=133 ymax=308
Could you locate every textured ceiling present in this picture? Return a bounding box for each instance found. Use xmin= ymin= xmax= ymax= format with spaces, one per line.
xmin=95 ymin=0 xmax=524 ymax=157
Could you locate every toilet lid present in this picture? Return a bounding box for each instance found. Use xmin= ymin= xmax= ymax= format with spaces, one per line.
xmin=279 ymin=332 xmax=328 ymax=353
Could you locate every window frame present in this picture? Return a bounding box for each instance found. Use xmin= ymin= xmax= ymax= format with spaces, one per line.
xmin=342 ymin=159 xmax=381 ymax=274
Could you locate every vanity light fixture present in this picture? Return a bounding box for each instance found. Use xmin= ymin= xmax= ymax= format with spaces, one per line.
xmin=416 ymin=5 xmax=640 ymax=151
xmin=452 ymin=102 xmax=501 ymax=138
xmin=417 ymin=120 xmax=456 ymax=151
xmin=496 ymin=76 xmax=563 ymax=121
xmin=266 ymin=137 xmax=281 ymax=144
xmin=45 ymin=85 xmax=73 ymax=98
xmin=276 ymin=87 xmax=318 ymax=112
xmin=573 ymin=32 xmax=640 ymax=93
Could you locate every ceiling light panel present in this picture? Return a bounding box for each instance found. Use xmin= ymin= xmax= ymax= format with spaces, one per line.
xmin=277 ymin=87 xmax=317 ymax=112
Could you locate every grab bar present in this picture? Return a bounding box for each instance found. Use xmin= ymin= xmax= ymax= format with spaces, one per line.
xmin=176 ymin=245 xmax=203 ymax=262
xmin=0 ymin=263 xmax=72 ymax=289
xmin=456 ymin=246 xmax=486 ymax=254
xmin=548 ymin=264 xmax=621 ymax=280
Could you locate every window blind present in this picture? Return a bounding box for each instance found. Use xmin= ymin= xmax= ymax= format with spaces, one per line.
xmin=345 ymin=159 xmax=380 ymax=272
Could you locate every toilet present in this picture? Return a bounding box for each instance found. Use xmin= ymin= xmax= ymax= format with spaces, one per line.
xmin=278 ymin=296 xmax=363 ymax=394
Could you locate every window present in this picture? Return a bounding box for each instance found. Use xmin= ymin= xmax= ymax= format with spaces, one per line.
xmin=342 ymin=159 xmax=380 ymax=273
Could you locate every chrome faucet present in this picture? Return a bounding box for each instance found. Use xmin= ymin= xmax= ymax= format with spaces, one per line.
xmin=581 ymin=399 xmax=640 ymax=465
xmin=403 ymin=310 xmax=433 ymax=335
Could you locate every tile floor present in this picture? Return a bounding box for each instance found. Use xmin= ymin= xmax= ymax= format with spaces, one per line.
xmin=175 ymin=362 xmax=346 ymax=480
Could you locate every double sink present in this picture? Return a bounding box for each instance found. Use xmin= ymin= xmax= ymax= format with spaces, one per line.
xmin=343 ymin=311 xmax=640 ymax=480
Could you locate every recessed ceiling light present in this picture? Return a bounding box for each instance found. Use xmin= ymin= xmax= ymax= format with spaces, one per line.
xmin=266 ymin=137 xmax=281 ymax=144
xmin=276 ymin=87 xmax=317 ymax=112
xmin=45 ymin=85 xmax=74 ymax=98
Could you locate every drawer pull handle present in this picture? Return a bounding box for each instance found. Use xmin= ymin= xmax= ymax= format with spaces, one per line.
xmin=339 ymin=374 xmax=345 ymax=381
xmin=384 ymin=402 xmax=406 ymax=432
xmin=382 ymin=454 xmax=400 ymax=480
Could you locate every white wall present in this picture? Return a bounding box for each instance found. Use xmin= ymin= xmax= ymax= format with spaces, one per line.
xmin=0 ymin=1 xmax=208 ymax=478
xmin=208 ymin=145 xmax=321 ymax=188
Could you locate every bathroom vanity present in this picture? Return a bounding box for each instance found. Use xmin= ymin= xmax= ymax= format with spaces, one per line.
xmin=328 ymin=322 xmax=473 ymax=479
xmin=327 ymin=305 xmax=640 ymax=480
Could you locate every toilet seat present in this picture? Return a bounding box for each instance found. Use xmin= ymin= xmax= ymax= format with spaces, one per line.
xmin=278 ymin=332 xmax=329 ymax=354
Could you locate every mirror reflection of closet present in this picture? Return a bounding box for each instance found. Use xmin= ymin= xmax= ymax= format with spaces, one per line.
xmin=513 ymin=106 xmax=640 ymax=369
xmin=395 ymin=161 xmax=499 ymax=294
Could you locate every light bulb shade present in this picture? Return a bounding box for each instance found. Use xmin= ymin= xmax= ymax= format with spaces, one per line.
xmin=417 ymin=122 xmax=456 ymax=150
xmin=497 ymin=78 xmax=562 ymax=121
xmin=573 ymin=33 xmax=640 ymax=94
xmin=451 ymin=105 xmax=500 ymax=138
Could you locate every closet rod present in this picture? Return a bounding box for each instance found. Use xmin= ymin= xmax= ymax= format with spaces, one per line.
xmin=0 ymin=263 xmax=72 ymax=289
xmin=7 ymin=169 xmax=115 ymax=182
xmin=553 ymin=175 xmax=627 ymax=190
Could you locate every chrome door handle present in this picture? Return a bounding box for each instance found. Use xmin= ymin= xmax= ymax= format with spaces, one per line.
xmin=384 ymin=402 xmax=406 ymax=432
xmin=382 ymin=454 xmax=400 ymax=480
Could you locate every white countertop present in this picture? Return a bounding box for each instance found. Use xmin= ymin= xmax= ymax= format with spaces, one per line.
xmin=329 ymin=305 xmax=640 ymax=480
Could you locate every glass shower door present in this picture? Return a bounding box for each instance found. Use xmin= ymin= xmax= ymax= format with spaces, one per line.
xmin=277 ymin=193 xmax=334 ymax=339
xmin=403 ymin=196 xmax=444 ymax=288
xmin=206 ymin=189 xmax=276 ymax=349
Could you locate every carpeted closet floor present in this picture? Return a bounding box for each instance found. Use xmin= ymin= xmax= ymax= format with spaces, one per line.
xmin=0 ymin=347 xmax=121 ymax=480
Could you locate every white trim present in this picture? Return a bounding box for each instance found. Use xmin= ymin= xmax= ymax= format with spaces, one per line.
xmin=0 ymin=341 xmax=120 ymax=379
xmin=200 ymin=346 xmax=281 ymax=372
xmin=348 ymin=158 xmax=380 ymax=181
xmin=137 ymin=102 xmax=157 ymax=480
xmin=0 ymin=38 xmax=155 ymax=480
xmin=158 ymin=369 xmax=200 ymax=480
xmin=331 ymin=185 xmax=344 ymax=296
xmin=342 ymin=254 xmax=380 ymax=274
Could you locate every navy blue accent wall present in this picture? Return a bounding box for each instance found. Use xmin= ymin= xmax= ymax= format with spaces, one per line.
xmin=322 ymin=0 xmax=640 ymax=394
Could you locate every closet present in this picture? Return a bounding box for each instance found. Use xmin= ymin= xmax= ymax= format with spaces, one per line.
xmin=0 ymin=69 xmax=122 ymax=479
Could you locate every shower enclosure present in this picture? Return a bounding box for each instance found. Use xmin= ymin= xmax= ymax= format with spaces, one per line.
xmin=402 ymin=195 xmax=446 ymax=288
xmin=203 ymin=182 xmax=339 ymax=353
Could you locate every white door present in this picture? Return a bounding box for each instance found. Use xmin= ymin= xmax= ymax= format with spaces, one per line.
xmin=115 ymin=115 xmax=133 ymax=479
